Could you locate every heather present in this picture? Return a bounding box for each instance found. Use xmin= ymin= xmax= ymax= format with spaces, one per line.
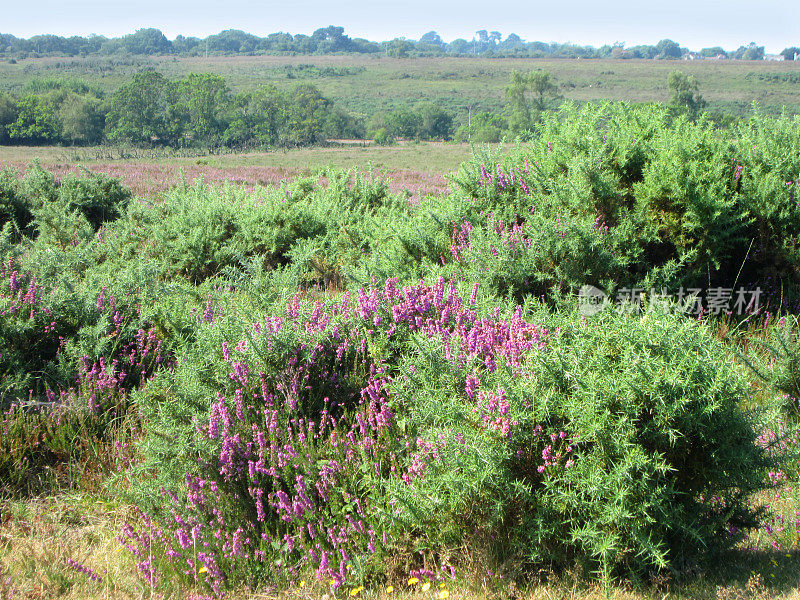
xmin=2 ymin=101 xmax=800 ymax=597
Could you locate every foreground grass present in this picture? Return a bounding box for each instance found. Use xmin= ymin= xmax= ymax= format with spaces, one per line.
xmin=3 ymin=491 xmax=800 ymax=600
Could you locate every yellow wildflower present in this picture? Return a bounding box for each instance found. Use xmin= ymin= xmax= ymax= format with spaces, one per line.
xmin=437 ymin=591 xmax=450 ymax=599
xmin=198 ymin=566 xmax=208 ymax=574
xmin=422 ymin=582 xmax=431 ymax=591
xmin=386 ymin=585 xmax=395 ymax=593
xmin=299 ymin=581 xmax=306 ymax=588
xmin=408 ymin=577 xmax=419 ymax=585
xmin=350 ymin=586 xmax=364 ymax=596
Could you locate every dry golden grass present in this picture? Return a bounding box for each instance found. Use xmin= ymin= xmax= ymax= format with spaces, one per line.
xmin=3 ymin=490 xmax=800 ymax=600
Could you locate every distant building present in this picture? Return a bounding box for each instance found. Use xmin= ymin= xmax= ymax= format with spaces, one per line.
xmin=765 ymin=54 xmax=785 ymax=61
xmin=683 ymin=52 xmax=701 ymax=60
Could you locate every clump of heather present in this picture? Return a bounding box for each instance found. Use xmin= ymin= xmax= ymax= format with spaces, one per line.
xmin=126 ymin=276 xmax=769 ymax=593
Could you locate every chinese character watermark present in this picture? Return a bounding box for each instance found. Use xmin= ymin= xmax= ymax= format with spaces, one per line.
xmin=578 ymin=286 xmax=762 ymax=316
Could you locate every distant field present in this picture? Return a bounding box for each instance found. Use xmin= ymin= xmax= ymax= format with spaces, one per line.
xmin=1 ymin=55 xmax=799 ymax=120
xmin=0 ymin=141 xmax=478 ymax=197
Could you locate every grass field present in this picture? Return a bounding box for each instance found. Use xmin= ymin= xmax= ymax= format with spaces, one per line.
xmin=1 ymin=54 xmax=799 ymax=120
xmin=0 ymin=141 xmax=476 ymax=198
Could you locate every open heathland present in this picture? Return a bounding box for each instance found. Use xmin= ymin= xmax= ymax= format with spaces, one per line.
xmin=3 ymin=101 xmax=800 ymax=600
xmin=1 ymin=55 xmax=799 ymax=120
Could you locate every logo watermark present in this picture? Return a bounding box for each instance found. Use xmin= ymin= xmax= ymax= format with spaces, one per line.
xmin=578 ymin=286 xmax=762 ymax=316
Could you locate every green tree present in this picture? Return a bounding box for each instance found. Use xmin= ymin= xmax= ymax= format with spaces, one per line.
xmin=668 ymin=70 xmax=707 ymax=117
xmin=700 ymin=46 xmax=728 ymax=58
xmin=119 ymin=28 xmax=173 ymax=54
xmin=732 ymin=42 xmax=765 ymax=60
xmin=416 ymin=101 xmax=454 ymax=140
xmin=177 ymin=73 xmax=232 ymax=145
xmin=224 ymin=86 xmax=285 ymax=147
xmin=57 ymin=93 xmax=106 ymax=145
xmin=105 ymin=72 xmax=185 ymax=146
xmin=0 ymin=93 xmax=16 ymax=144
xmin=281 ymin=84 xmax=331 ymax=146
xmin=781 ymin=46 xmax=800 ymax=60
xmin=656 ymin=38 xmax=682 ymax=58
xmin=6 ymin=95 xmax=58 ymax=143
xmin=505 ymin=70 xmax=560 ymax=133
xmin=454 ymin=111 xmax=507 ymax=142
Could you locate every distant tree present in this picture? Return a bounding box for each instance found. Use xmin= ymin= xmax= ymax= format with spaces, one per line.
xmin=205 ymin=30 xmax=261 ymax=53
xmin=384 ymin=38 xmax=414 ymax=58
xmin=172 ymin=35 xmax=200 ymax=54
xmin=419 ymin=31 xmax=443 ymax=46
xmin=780 ymin=46 xmax=800 ymax=60
xmin=281 ymin=84 xmax=332 ymax=146
xmin=57 ymin=93 xmax=105 ymax=145
xmin=447 ymin=39 xmax=470 ymax=54
xmin=416 ymin=101 xmax=454 ymax=139
xmin=384 ymin=107 xmax=422 ymax=138
xmin=500 ymin=33 xmax=524 ymax=51
xmin=263 ymin=32 xmax=294 ymax=52
xmin=311 ymin=26 xmax=354 ymax=53
xmin=668 ymin=70 xmax=706 ymax=117
xmin=224 ymin=85 xmax=285 ymax=147
xmin=106 ymin=72 xmax=184 ymax=145
xmin=454 ymin=111 xmax=507 ymax=142
xmin=0 ymin=93 xmax=17 ymax=144
xmin=6 ymin=95 xmax=58 ymax=143
xmin=505 ymin=70 xmax=560 ymax=132
xmin=655 ymin=39 xmax=682 ymax=59
xmin=119 ymin=28 xmax=173 ymax=54
xmin=732 ymin=42 xmax=765 ymax=60
xmin=529 ymin=71 xmax=560 ymax=111
xmin=177 ymin=73 xmax=232 ymax=144
xmin=700 ymin=46 xmax=728 ymax=58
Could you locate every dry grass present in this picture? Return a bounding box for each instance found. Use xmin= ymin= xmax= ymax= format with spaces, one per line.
xmin=4 ymin=490 xmax=800 ymax=600
xmin=0 ymin=142 xmax=475 ymax=199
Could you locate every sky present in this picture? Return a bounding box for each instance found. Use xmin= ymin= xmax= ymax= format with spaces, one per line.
xmin=3 ymin=0 xmax=798 ymax=53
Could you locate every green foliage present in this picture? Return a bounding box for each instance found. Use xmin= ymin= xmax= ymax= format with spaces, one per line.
xmin=56 ymin=93 xmax=106 ymax=145
xmin=455 ymin=111 xmax=507 ymax=142
xmin=388 ymin=306 xmax=768 ymax=577
xmin=6 ymin=95 xmax=59 ymax=143
xmin=450 ymin=102 xmax=800 ymax=304
xmin=504 ymin=70 xmax=560 ymax=133
xmin=105 ymin=71 xmax=185 ymax=146
xmin=668 ymin=71 xmax=706 ymax=117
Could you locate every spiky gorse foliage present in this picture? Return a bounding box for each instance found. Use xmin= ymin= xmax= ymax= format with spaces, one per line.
xmin=122 ymin=276 xmax=767 ymax=594
xmin=3 ymin=100 xmax=800 ymax=594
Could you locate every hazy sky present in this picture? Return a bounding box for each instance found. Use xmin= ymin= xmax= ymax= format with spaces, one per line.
xmin=3 ymin=0 xmax=798 ymax=53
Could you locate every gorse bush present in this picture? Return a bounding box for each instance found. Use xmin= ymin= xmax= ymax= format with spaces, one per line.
xmin=451 ymin=102 xmax=800 ymax=308
xmin=120 ymin=277 xmax=768 ymax=595
xmin=2 ymin=100 xmax=800 ymax=592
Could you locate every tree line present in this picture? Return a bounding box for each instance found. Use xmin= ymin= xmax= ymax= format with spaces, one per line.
xmin=0 ymin=72 xmax=368 ymax=147
xmin=0 ymin=68 xmax=722 ymax=148
xmin=1 ymin=27 xmax=796 ymax=61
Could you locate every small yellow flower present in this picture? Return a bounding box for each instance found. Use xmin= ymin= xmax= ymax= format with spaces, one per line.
xmin=299 ymin=581 xmax=306 ymax=588
xmin=439 ymin=583 xmax=446 ymax=589
xmin=198 ymin=566 xmax=208 ymax=574
xmin=437 ymin=591 xmax=450 ymax=599
xmin=386 ymin=585 xmax=395 ymax=593
xmin=422 ymin=582 xmax=431 ymax=591
xmin=350 ymin=586 xmax=364 ymax=596
xmin=408 ymin=577 xmax=419 ymax=585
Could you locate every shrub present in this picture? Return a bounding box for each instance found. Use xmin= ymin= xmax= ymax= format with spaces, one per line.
xmin=122 ymin=278 xmax=768 ymax=594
